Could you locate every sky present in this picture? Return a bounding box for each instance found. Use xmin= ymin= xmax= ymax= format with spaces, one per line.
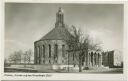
xmin=5 ymin=3 xmax=123 ymax=58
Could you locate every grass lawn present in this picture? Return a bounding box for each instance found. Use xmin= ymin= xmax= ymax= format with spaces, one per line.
xmin=4 ymin=66 xmax=123 ymax=73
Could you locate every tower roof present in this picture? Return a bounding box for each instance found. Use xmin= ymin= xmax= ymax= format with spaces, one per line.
xmin=58 ymin=7 xmax=63 ymax=13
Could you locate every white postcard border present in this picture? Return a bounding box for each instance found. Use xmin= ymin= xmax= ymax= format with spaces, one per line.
xmin=0 ymin=0 xmax=128 ymax=81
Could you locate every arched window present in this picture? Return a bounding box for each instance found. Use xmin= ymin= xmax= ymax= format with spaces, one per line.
xmin=94 ymin=52 xmax=97 ymax=65
xmin=49 ymin=60 xmax=51 ymax=64
xmin=49 ymin=44 xmax=51 ymax=58
xmin=37 ymin=46 xmax=40 ymax=58
xmin=98 ymin=53 xmax=100 ymax=61
xmin=98 ymin=53 xmax=100 ymax=66
xmin=54 ymin=44 xmax=58 ymax=59
xmin=91 ymin=52 xmax=93 ymax=64
xmin=62 ymin=45 xmax=65 ymax=57
xmin=35 ymin=46 xmax=38 ymax=64
xmin=39 ymin=46 xmax=42 ymax=64
xmin=36 ymin=46 xmax=40 ymax=64
xmin=39 ymin=46 xmax=42 ymax=57
xmin=89 ymin=53 xmax=91 ymax=64
xmin=43 ymin=45 xmax=45 ymax=58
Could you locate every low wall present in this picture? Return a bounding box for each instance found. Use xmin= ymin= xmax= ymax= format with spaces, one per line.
xmin=10 ymin=64 xmax=75 ymax=70
xmin=4 ymin=67 xmax=37 ymax=72
xmin=10 ymin=64 xmax=52 ymax=70
xmin=52 ymin=65 xmax=74 ymax=70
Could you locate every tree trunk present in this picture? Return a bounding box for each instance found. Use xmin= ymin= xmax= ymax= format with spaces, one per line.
xmin=79 ymin=60 xmax=82 ymax=72
xmin=79 ymin=53 xmax=82 ymax=72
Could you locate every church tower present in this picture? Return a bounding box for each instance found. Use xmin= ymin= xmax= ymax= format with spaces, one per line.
xmin=55 ymin=7 xmax=64 ymax=27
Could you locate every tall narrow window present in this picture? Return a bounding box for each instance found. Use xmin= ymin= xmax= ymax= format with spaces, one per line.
xmin=40 ymin=46 xmax=42 ymax=57
xmin=54 ymin=44 xmax=58 ymax=59
xmin=98 ymin=53 xmax=100 ymax=62
xmin=43 ymin=45 xmax=45 ymax=58
xmin=94 ymin=53 xmax=97 ymax=65
xmin=89 ymin=53 xmax=91 ymax=65
xmin=35 ymin=47 xmax=38 ymax=64
xmin=36 ymin=46 xmax=39 ymax=58
xmin=49 ymin=60 xmax=51 ymax=64
xmin=37 ymin=46 xmax=40 ymax=64
xmin=49 ymin=44 xmax=51 ymax=58
xmin=91 ymin=52 xmax=93 ymax=64
xmin=39 ymin=46 xmax=41 ymax=64
xmin=39 ymin=46 xmax=41 ymax=58
xmin=62 ymin=45 xmax=65 ymax=57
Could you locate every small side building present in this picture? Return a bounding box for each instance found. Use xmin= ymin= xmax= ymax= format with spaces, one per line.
xmin=102 ymin=50 xmax=123 ymax=68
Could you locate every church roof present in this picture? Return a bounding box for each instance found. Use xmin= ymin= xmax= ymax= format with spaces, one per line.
xmin=39 ymin=26 xmax=72 ymax=41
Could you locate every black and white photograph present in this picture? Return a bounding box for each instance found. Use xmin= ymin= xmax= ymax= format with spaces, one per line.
xmin=4 ymin=3 xmax=124 ymax=73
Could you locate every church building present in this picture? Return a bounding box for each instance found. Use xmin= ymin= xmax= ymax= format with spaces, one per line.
xmin=34 ymin=8 xmax=72 ymax=66
xmin=34 ymin=8 xmax=119 ymax=69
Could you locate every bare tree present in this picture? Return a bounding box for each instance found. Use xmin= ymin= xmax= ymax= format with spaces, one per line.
xmin=8 ymin=50 xmax=22 ymax=64
xmin=23 ymin=49 xmax=33 ymax=64
xmin=65 ymin=25 xmax=102 ymax=72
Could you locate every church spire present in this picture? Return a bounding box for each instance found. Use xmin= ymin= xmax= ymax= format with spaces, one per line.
xmin=55 ymin=7 xmax=64 ymax=27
